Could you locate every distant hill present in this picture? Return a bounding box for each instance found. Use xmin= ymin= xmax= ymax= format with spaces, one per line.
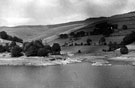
xmin=0 ymin=11 xmax=135 ymax=42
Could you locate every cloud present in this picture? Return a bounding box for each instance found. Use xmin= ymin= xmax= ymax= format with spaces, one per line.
xmin=0 ymin=0 xmax=134 ymax=26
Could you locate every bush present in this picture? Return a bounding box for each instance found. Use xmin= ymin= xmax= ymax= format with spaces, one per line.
xmin=52 ymin=43 xmax=61 ymax=55
xmin=11 ymin=45 xmax=23 ymax=57
xmin=78 ymin=50 xmax=81 ymax=53
xmin=120 ymin=45 xmax=128 ymax=54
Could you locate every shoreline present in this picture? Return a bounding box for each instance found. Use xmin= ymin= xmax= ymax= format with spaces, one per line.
xmin=0 ymin=51 xmax=135 ymax=66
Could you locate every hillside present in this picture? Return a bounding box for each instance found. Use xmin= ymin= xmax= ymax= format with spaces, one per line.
xmin=0 ymin=11 xmax=134 ymax=43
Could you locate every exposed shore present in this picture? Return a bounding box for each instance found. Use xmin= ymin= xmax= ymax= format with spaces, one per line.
xmin=0 ymin=50 xmax=135 ymax=66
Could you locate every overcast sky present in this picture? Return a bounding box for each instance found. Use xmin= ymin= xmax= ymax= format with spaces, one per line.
xmin=0 ymin=0 xmax=135 ymax=26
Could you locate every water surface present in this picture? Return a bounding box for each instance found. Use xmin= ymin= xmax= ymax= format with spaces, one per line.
xmin=0 ymin=62 xmax=134 ymax=88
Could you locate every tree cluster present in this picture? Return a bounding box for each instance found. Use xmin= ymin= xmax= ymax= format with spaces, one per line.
xmin=121 ymin=31 xmax=135 ymax=45
xmin=23 ymin=40 xmax=61 ymax=57
xmin=0 ymin=39 xmax=61 ymax=57
xmin=91 ymin=22 xmax=114 ymax=37
xmin=0 ymin=31 xmax=23 ymax=43
xmin=59 ymin=34 xmax=68 ymax=39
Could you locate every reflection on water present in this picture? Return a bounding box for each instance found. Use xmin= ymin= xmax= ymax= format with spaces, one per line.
xmin=0 ymin=63 xmax=134 ymax=88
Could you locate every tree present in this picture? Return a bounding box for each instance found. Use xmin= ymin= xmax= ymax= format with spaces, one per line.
xmin=12 ymin=36 xmax=23 ymax=43
xmin=52 ymin=43 xmax=61 ymax=55
xmin=44 ymin=45 xmax=52 ymax=53
xmin=87 ymin=38 xmax=92 ymax=45
xmin=10 ymin=41 xmax=17 ymax=49
xmin=4 ymin=43 xmax=10 ymax=52
xmin=0 ymin=45 xmax=6 ymax=53
xmin=121 ymin=31 xmax=135 ymax=45
xmin=33 ymin=40 xmax=44 ymax=48
xmin=99 ymin=37 xmax=106 ymax=45
xmin=23 ymin=42 xmax=32 ymax=52
xmin=120 ymin=45 xmax=128 ymax=54
xmin=11 ymin=45 xmax=23 ymax=57
xmin=25 ymin=46 xmax=38 ymax=57
xmin=37 ymin=48 xmax=49 ymax=57
xmin=59 ymin=34 xmax=68 ymax=39
xmin=69 ymin=32 xmax=75 ymax=37
xmin=0 ymin=31 xmax=8 ymax=39
xmin=91 ymin=22 xmax=114 ymax=36
xmin=122 ymin=25 xmax=128 ymax=30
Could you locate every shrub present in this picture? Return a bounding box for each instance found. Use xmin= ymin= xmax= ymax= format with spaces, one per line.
xmin=120 ymin=45 xmax=128 ymax=54
xmin=11 ymin=45 xmax=23 ymax=57
xmin=52 ymin=43 xmax=61 ymax=55
xmin=78 ymin=50 xmax=81 ymax=53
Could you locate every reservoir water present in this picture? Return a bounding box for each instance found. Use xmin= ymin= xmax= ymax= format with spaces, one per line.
xmin=0 ymin=62 xmax=135 ymax=88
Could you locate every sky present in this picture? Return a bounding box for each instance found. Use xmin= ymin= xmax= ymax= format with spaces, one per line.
xmin=0 ymin=0 xmax=135 ymax=26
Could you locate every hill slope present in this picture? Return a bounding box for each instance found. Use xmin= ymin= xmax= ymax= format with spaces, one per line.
xmin=0 ymin=11 xmax=135 ymax=42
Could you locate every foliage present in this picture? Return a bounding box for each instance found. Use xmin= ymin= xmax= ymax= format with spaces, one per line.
xmin=77 ymin=50 xmax=81 ymax=53
xmin=11 ymin=45 xmax=23 ymax=57
xmin=120 ymin=45 xmax=128 ymax=54
xmin=10 ymin=41 xmax=17 ymax=48
xmin=0 ymin=45 xmax=6 ymax=53
xmin=59 ymin=34 xmax=68 ymax=39
xmin=99 ymin=37 xmax=106 ymax=45
xmin=91 ymin=22 xmax=114 ymax=37
xmin=12 ymin=36 xmax=23 ymax=43
xmin=4 ymin=43 xmax=10 ymax=52
xmin=0 ymin=31 xmax=8 ymax=39
xmin=52 ymin=43 xmax=61 ymax=55
xmin=108 ymin=41 xmax=119 ymax=51
xmin=25 ymin=46 xmax=38 ymax=57
xmin=122 ymin=25 xmax=128 ymax=30
xmin=121 ymin=31 xmax=135 ymax=45
xmin=33 ymin=40 xmax=44 ymax=48
xmin=69 ymin=32 xmax=75 ymax=37
xmin=37 ymin=48 xmax=49 ymax=57
xmin=0 ymin=31 xmax=23 ymax=43
xmin=87 ymin=38 xmax=92 ymax=45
